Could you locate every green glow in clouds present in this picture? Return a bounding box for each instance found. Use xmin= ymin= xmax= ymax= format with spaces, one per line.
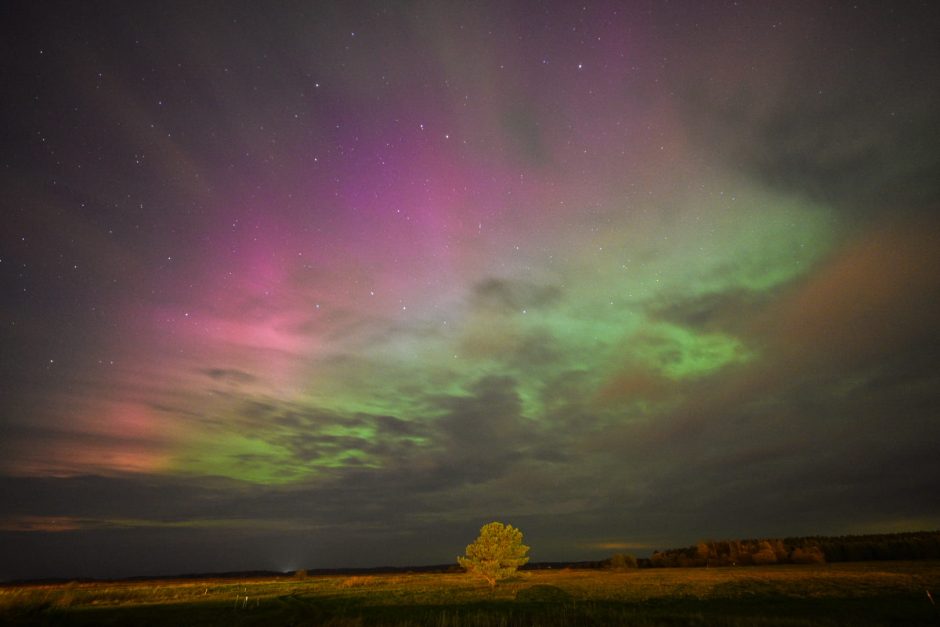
xmin=170 ymin=186 xmax=833 ymax=484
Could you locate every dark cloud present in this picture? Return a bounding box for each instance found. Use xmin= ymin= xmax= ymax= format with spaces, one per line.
xmin=471 ymin=278 xmax=563 ymax=315
xmin=649 ymin=289 xmax=773 ymax=335
xmin=676 ymin=3 xmax=940 ymax=216
xmin=202 ymin=368 xmax=257 ymax=384
xmin=374 ymin=414 xmax=421 ymax=436
xmin=430 ymin=376 xmax=531 ymax=481
xmin=3 ymin=344 xmax=939 ymax=578
xmin=0 ymin=374 xmax=561 ymax=575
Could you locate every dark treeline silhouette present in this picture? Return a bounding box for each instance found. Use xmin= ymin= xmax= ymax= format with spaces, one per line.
xmin=641 ymin=530 xmax=940 ymax=568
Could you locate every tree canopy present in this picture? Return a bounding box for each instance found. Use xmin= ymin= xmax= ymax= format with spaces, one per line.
xmin=458 ymin=521 xmax=530 ymax=586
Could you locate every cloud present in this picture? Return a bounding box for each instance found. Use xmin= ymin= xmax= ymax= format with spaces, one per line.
xmin=202 ymin=368 xmax=258 ymax=385
xmin=470 ymin=278 xmax=563 ymax=315
xmin=753 ymin=218 xmax=940 ymax=371
xmin=649 ymin=289 xmax=773 ymax=336
xmin=675 ymin=3 xmax=940 ymax=215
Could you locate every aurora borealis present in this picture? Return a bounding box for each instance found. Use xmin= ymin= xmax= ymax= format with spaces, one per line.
xmin=2 ymin=1 xmax=939 ymax=579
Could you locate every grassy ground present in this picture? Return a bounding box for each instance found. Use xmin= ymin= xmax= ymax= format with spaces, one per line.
xmin=2 ymin=561 xmax=939 ymax=626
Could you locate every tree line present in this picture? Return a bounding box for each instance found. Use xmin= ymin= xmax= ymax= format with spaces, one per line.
xmin=626 ymin=530 xmax=940 ymax=568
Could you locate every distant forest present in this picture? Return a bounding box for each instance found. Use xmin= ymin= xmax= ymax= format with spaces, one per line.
xmin=625 ymin=531 xmax=940 ymax=568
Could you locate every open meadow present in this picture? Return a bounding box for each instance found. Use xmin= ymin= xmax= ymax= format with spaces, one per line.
xmin=2 ymin=561 xmax=939 ymax=626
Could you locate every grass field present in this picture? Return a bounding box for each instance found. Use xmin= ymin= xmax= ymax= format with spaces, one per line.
xmin=2 ymin=561 xmax=939 ymax=626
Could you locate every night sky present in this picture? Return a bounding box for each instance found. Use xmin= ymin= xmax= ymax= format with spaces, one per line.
xmin=2 ymin=1 xmax=939 ymax=580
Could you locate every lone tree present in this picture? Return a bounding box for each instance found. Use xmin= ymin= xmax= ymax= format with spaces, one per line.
xmin=458 ymin=521 xmax=530 ymax=586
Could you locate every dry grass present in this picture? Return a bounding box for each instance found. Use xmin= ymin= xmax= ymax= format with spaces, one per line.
xmin=1 ymin=561 xmax=939 ymax=625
